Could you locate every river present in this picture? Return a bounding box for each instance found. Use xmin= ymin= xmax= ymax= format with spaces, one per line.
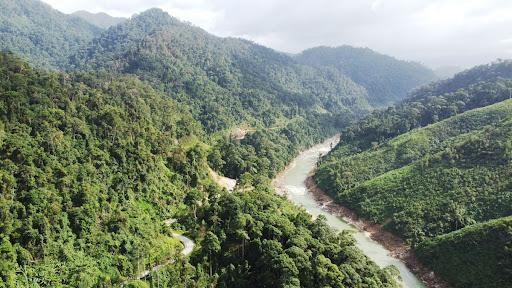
xmin=274 ymin=137 xmax=425 ymax=288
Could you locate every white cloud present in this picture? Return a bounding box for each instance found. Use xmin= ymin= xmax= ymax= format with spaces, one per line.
xmin=42 ymin=0 xmax=512 ymax=68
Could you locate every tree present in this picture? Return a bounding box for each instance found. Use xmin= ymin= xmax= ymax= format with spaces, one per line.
xmin=202 ymin=232 xmax=220 ymax=276
xmin=0 ymin=237 xmax=16 ymax=287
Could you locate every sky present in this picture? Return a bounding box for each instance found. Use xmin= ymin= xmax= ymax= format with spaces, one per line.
xmin=42 ymin=0 xmax=512 ymax=69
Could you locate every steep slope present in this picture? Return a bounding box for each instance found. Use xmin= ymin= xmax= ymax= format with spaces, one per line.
xmin=341 ymin=60 xmax=512 ymax=150
xmin=71 ymin=11 xmax=126 ymax=29
xmin=0 ymin=0 xmax=102 ymax=68
xmin=0 ymin=53 xmax=399 ymax=288
xmin=316 ymin=98 xmax=512 ymax=243
xmin=68 ymin=8 xmax=375 ymax=179
xmin=0 ymin=52 xmax=206 ymax=286
xmin=315 ymin=61 xmax=512 ymax=287
xmin=416 ymin=216 xmax=512 ymax=288
xmin=70 ymin=9 xmax=370 ymax=133
xmin=191 ymin=189 xmax=399 ymax=288
xmin=296 ymin=46 xmax=436 ymax=106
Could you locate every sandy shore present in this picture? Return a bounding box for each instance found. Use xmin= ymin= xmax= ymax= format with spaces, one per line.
xmin=305 ymin=174 xmax=450 ymax=288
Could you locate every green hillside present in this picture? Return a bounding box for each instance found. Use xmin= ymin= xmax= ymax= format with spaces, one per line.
xmin=0 ymin=52 xmax=399 ymax=287
xmin=316 ymin=98 xmax=512 ymax=243
xmin=315 ymin=63 xmax=512 ymax=287
xmin=296 ymin=46 xmax=436 ymax=106
xmin=3 ymin=1 xmax=511 ymax=287
xmin=416 ymin=216 xmax=512 ymax=288
xmin=0 ymin=0 xmax=102 ymax=68
xmin=67 ymin=9 xmax=374 ymax=179
xmin=0 ymin=52 xmax=207 ymax=286
xmin=71 ymin=9 xmax=370 ymax=131
xmin=0 ymin=4 xmax=438 ymax=181
xmin=341 ymin=60 xmax=512 ymax=150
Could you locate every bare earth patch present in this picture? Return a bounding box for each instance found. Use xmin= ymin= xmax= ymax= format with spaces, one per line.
xmin=209 ymin=168 xmax=236 ymax=191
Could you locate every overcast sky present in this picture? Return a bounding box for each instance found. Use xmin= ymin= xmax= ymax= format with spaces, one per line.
xmin=42 ymin=0 xmax=512 ymax=69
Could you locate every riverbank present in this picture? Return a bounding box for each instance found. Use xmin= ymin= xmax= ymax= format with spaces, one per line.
xmin=305 ymin=174 xmax=449 ymax=288
xmin=272 ymin=135 xmax=340 ymax=197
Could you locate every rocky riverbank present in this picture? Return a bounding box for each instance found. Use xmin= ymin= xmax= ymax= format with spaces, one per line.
xmin=305 ymin=174 xmax=450 ymax=288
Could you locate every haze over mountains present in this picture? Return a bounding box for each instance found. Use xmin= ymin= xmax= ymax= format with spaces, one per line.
xmin=296 ymin=46 xmax=436 ymax=106
xmin=0 ymin=0 xmax=100 ymax=68
xmin=0 ymin=0 xmax=511 ymax=287
xmin=40 ymin=0 xmax=512 ymax=69
xmin=71 ymin=10 xmax=126 ymax=29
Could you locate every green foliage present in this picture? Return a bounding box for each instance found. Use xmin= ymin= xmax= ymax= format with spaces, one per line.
xmin=416 ymin=216 xmax=512 ymax=288
xmin=296 ymin=46 xmax=436 ymax=106
xmin=316 ymin=65 xmax=512 ymax=288
xmin=317 ymin=100 xmax=512 ymax=244
xmin=126 ymin=280 xmax=150 ymax=288
xmin=0 ymin=0 xmax=102 ymax=68
xmin=210 ymin=116 xmax=337 ymax=179
xmin=341 ymin=61 xmax=512 ymax=149
xmin=0 ymin=237 xmax=16 ymax=287
xmin=193 ymin=187 xmax=399 ymax=288
xmin=69 ymin=9 xmax=370 ymax=134
xmin=0 ymin=3 xmax=449 ymax=287
xmin=0 ymin=53 xmax=209 ymax=286
xmin=0 ymin=53 xmax=400 ymax=287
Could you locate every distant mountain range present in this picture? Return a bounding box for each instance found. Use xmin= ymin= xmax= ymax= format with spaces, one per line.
xmin=0 ymin=0 xmax=435 ymax=109
xmin=296 ymin=46 xmax=437 ymax=106
xmin=71 ymin=10 xmax=126 ymax=29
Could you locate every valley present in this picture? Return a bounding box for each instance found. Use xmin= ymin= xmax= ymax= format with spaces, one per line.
xmin=315 ymin=61 xmax=512 ymax=288
xmin=0 ymin=1 xmax=511 ymax=287
xmin=273 ymin=137 xmax=426 ymax=288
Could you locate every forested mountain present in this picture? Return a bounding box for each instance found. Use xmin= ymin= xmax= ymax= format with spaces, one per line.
xmin=317 ymin=99 xmax=512 ymax=242
xmin=340 ymin=60 xmax=512 ymax=150
xmin=315 ymin=61 xmax=512 ymax=288
xmin=3 ymin=1 xmax=510 ymax=287
xmin=71 ymin=11 xmax=126 ymax=29
xmin=70 ymin=9 xmax=370 ymax=132
xmin=296 ymin=46 xmax=436 ymax=106
xmin=0 ymin=52 xmax=206 ymax=286
xmin=66 ymin=8 xmax=377 ymax=179
xmin=413 ymin=59 xmax=512 ymax=99
xmin=0 ymin=0 xmax=102 ymax=68
xmin=0 ymin=53 xmax=400 ymax=287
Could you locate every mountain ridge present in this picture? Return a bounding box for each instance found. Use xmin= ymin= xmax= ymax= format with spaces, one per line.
xmin=0 ymin=0 xmax=102 ymax=68
xmin=296 ymin=45 xmax=436 ymax=106
xmin=71 ymin=10 xmax=126 ymax=29
xmin=315 ymin=60 xmax=512 ymax=288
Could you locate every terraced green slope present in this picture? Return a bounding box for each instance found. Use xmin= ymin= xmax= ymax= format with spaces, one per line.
xmin=315 ymin=65 xmax=512 ymax=287
xmin=316 ymin=99 xmax=512 ymax=244
xmin=416 ymin=216 xmax=512 ymax=288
